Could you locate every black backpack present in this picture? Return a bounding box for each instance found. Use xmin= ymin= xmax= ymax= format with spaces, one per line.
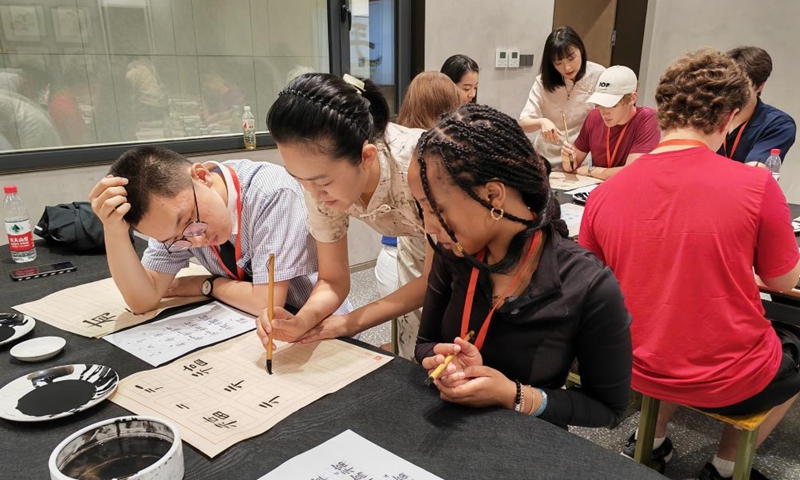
xmin=34 ymin=201 xmax=133 ymax=253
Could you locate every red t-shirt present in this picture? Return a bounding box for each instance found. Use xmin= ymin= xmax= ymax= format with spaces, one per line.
xmin=579 ymin=146 xmax=799 ymax=408
xmin=574 ymin=106 xmax=660 ymax=168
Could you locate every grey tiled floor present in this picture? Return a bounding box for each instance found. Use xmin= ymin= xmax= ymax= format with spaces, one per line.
xmin=349 ymin=267 xmax=800 ymax=479
xmin=348 ymin=268 xmax=391 ymax=347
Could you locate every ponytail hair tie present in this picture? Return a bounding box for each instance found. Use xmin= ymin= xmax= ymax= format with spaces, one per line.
xmin=343 ymin=73 xmax=365 ymax=95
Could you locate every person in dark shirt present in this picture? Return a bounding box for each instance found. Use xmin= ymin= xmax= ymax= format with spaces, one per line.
xmin=718 ymin=46 xmax=796 ymax=164
xmin=410 ymin=103 xmax=632 ymax=429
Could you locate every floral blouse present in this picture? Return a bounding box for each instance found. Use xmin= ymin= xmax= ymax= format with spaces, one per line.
xmin=304 ymin=122 xmax=426 ymax=243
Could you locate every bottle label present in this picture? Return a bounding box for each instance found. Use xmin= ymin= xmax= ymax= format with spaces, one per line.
xmin=243 ymin=120 xmax=254 ymax=130
xmin=6 ymin=219 xmax=34 ymax=252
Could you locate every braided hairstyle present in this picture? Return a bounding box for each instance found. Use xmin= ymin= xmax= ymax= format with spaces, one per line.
xmin=416 ymin=103 xmax=568 ymax=274
xmin=267 ymin=73 xmax=390 ymax=164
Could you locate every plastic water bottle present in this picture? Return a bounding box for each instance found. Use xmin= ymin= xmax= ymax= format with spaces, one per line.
xmin=242 ymin=106 xmax=256 ymax=150
xmin=765 ymin=148 xmax=781 ymax=182
xmin=4 ymin=185 xmax=37 ymax=263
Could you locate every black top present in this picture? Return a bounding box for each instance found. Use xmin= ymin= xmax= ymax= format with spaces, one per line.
xmin=416 ymin=228 xmax=633 ymax=428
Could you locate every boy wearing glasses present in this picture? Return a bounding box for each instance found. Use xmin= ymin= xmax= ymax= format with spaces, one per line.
xmin=89 ymin=146 xmax=319 ymax=316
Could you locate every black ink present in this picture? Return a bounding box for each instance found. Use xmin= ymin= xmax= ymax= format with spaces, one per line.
xmin=223 ymin=381 xmax=244 ymax=392
xmin=60 ymin=436 xmax=172 ymax=479
xmin=82 ymin=313 xmax=116 ymax=328
xmin=16 ymin=380 xmax=95 ymax=417
xmin=0 ymin=325 xmax=14 ymax=343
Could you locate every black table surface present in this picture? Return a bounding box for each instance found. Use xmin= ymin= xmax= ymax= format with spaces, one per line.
xmin=0 ymin=240 xmax=665 ymax=480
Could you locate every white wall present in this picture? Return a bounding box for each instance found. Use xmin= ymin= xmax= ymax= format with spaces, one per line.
xmin=425 ymin=0 xmax=555 ymax=118
xmin=0 ymin=148 xmax=381 ymax=266
xmin=638 ymin=0 xmax=800 ymax=203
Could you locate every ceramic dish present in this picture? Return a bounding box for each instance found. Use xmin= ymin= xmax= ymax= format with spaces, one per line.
xmin=0 ymin=314 xmax=35 ymax=347
xmin=10 ymin=336 xmax=66 ymax=362
xmin=49 ymin=416 xmax=184 ymax=480
xmin=0 ymin=364 xmax=118 ymax=422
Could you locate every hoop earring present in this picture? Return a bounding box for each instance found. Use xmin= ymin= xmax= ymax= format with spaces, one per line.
xmin=490 ymin=207 xmax=504 ymax=221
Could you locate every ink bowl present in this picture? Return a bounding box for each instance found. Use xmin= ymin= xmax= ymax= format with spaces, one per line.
xmin=48 ymin=415 xmax=184 ymax=480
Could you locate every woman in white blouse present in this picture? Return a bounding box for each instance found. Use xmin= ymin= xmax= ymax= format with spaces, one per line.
xmin=519 ymin=26 xmax=605 ymax=170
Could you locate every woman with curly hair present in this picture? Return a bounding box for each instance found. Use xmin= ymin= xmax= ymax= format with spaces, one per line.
xmin=580 ymin=48 xmax=800 ymax=479
xmin=411 ymin=102 xmax=632 ymax=429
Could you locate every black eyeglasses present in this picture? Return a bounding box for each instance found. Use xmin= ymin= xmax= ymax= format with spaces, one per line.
xmin=164 ymin=182 xmax=208 ymax=253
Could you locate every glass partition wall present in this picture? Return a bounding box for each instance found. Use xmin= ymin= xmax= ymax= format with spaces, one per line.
xmin=0 ymin=0 xmax=408 ymax=172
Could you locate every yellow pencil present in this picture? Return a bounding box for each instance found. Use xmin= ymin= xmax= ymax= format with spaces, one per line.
xmin=266 ymin=253 xmax=275 ymax=374
xmin=423 ymin=330 xmax=475 ymax=386
xmin=562 ymin=111 xmax=575 ymax=172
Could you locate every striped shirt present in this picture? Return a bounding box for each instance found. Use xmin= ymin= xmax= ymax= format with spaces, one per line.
xmin=142 ymin=159 xmax=318 ymax=309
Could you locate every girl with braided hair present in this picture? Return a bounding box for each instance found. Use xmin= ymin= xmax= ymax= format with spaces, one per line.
xmin=257 ymin=73 xmax=430 ymax=360
xmin=412 ymin=103 xmax=632 ymax=428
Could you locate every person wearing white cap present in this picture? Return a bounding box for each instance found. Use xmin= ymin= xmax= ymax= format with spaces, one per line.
xmin=561 ymin=65 xmax=660 ymax=180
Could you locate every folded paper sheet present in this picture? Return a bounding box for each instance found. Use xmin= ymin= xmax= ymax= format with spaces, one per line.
xmin=13 ymin=263 xmax=210 ymax=338
xmin=111 ymin=335 xmax=393 ymax=457
xmin=549 ymin=171 xmax=602 ymax=191
xmin=258 ymin=429 xmax=443 ymax=480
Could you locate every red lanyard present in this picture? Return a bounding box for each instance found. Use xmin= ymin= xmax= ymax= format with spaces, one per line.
xmin=460 ymin=230 xmax=543 ymax=351
xmin=722 ymin=119 xmax=749 ymax=158
xmin=210 ymin=167 xmax=245 ymax=280
xmin=605 ymin=108 xmax=637 ymax=167
xmin=655 ymin=139 xmax=709 ymax=150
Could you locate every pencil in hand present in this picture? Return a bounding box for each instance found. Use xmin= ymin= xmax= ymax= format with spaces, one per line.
xmin=266 ymin=253 xmax=275 ymax=375
xmin=562 ymin=111 xmax=575 ymax=172
xmin=423 ymin=330 xmax=475 ymax=386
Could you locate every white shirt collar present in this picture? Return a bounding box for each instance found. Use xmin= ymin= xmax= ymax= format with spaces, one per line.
xmin=206 ymin=161 xmax=239 ymax=235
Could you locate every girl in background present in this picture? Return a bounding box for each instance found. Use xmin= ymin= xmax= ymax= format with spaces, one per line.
xmin=519 ymin=26 xmax=604 ymax=170
xmin=440 ymin=54 xmax=480 ymax=105
xmin=375 ymin=71 xmax=461 ymax=350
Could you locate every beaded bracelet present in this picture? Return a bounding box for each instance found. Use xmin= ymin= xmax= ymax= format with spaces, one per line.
xmin=513 ymin=380 xmax=523 ymax=412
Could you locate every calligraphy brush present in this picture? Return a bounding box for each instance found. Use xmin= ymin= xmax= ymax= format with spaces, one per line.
xmin=562 ymin=111 xmax=575 ymax=172
xmin=266 ymin=253 xmax=275 ymax=375
xmin=423 ymin=330 xmax=475 ymax=386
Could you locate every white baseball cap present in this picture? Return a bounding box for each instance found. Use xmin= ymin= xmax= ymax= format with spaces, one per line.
xmin=587 ymin=66 xmax=638 ymax=107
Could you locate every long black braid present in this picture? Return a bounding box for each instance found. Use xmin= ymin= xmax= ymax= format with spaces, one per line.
xmin=416 ymin=103 xmax=568 ymax=274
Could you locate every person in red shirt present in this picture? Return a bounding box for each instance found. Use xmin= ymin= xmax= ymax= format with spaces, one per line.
xmin=561 ymin=65 xmax=660 ymax=180
xmin=580 ymin=48 xmax=800 ymax=480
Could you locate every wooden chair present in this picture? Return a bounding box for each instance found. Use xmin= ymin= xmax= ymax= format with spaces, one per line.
xmin=633 ymin=394 xmax=772 ymax=480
